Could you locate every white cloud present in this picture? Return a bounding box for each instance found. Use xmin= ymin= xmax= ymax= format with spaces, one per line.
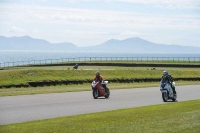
xmin=120 ymin=31 xmax=139 ymax=36
xmin=64 ymin=30 xmax=110 ymax=35
xmin=58 ymin=0 xmax=200 ymax=9
xmin=6 ymin=26 xmax=26 ymax=33
xmin=0 ymin=4 xmax=199 ymax=30
xmin=0 ymin=2 xmax=200 ymax=46
xmin=119 ymin=0 xmax=200 ymax=9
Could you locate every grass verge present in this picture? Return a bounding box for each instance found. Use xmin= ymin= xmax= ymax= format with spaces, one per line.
xmin=0 ymin=81 xmax=199 ymax=97
xmin=0 ymin=99 xmax=199 ymax=133
xmin=1 ymin=68 xmax=200 ymax=86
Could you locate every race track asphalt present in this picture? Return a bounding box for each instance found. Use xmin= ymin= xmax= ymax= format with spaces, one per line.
xmin=0 ymin=85 xmax=199 ymax=125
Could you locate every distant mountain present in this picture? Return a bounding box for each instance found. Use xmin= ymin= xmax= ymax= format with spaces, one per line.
xmin=1 ymin=36 xmax=200 ymax=53
xmin=0 ymin=36 xmax=77 ymax=51
xmin=91 ymin=37 xmax=200 ymax=53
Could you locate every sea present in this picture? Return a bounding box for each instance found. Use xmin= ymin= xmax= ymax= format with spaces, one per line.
xmin=0 ymin=50 xmax=200 ymax=67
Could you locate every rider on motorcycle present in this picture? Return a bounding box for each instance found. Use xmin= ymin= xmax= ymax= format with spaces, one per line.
xmin=73 ymin=64 xmax=78 ymax=69
xmin=94 ymin=71 xmax=103 ymax=83
xmin=161 ymin=70 xmax=176 ymax=95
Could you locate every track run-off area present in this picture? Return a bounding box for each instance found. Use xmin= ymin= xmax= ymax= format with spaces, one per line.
xmin=0 ymin=85 xmax=199 ymax=125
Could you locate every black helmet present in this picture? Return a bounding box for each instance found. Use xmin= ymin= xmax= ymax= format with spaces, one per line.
xmin=96 ymin=71 xmax=100 ymax=77
xmin=163 ymin=70 xmax=168 ymax=76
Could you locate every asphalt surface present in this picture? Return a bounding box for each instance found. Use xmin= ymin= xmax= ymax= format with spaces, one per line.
xmin=0 ymin=85 xmax=199 ymax=125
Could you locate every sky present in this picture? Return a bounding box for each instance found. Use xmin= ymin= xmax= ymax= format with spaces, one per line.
xmin=0 ymin=0 xmax=200 ymax=47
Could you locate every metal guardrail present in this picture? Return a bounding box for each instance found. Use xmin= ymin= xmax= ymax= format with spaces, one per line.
xmin=0 ymin=57 xmax=200 ymax=68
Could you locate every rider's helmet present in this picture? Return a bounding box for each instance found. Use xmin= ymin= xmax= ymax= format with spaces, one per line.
xmin=163 ymin=70 xmax=168 ymax=76
xmin=96 ymin=71 xmax=100 ymax=77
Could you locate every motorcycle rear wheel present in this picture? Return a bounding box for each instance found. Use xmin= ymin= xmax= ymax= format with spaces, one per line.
xmin=93 ymin=89 xmax=98 ymax=99
xmin=172 ymin=93 xmax=177 ymax=101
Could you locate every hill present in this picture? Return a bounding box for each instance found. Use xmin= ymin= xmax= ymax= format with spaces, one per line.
xmin=90 ymin=37 xmax=200 ymax=53
xmin=0 ymin=36 xmax=77 ymax=51
xmin=1 ymin=36 xmax=200 ymax=53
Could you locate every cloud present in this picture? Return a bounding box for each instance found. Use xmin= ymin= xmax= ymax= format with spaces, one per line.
xmin=0 ymin=2 xmax=199 ymax=47
xmin=57 ymin=0 xmax=200 ymax=9
xmin=118 ymin=0 xmax=200 ymax=9
xmin=120 ymin=31 xmax=140 ymax=36
xmin=0 ymin=4 xmax=199 ymax=31
xmin=64 ymin=30 xmax=110 ymax=35
xmin=4 ymin=0 xmax=198 ymax=9
xmin=6 ymin=26 xmax=26 ymax=33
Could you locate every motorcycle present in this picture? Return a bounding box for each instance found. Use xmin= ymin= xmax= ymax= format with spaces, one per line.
xmin=73 ymin=64 xmax=78 ymax=69
xmin=91 ymin=80 xmax=110 ymax=99
xmin=160 ymin=81 xmax=177 ymax=102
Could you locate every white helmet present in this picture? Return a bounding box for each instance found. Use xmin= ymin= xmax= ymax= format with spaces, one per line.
xmin=163 ymin=70 xmax=168 ymax=76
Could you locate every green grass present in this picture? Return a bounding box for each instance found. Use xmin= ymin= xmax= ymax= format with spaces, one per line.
xmin=1 ymin=67 xmax=200 ymax=86
xmin=0 ymin=81 xmax=199 ymax=97
xmin=0 ymin=65 xmax=200 ymax=96
xmin=0 ymin=99 xmax=199 ymax=133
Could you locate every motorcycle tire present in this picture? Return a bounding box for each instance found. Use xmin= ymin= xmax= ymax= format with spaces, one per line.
xmin=172 ymin=93 xmax=177 ymax=101
xmin=162 ymin=92 xmax=168 ymax=102
xmin=104 ymin=87 xmax=110 ymax=98
xmin=93 ymin=89 xmax=98 ymax=99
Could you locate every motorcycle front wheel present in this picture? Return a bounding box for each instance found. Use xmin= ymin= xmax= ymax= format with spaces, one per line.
xmin=162 ymin=92 xmax=168 ymax=102
xmin=93 ymin=89 xmax=98 ymax=99
xmin=104 ymin=87 xmax=110 ymax=98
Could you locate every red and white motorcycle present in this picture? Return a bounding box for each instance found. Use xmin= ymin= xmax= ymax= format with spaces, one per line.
xmin=91 ymin=80 xmax=110 ymax=99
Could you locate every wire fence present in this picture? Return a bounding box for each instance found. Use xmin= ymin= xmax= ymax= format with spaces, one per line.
xmin=0 ymin=57 xmax=200 ymax=68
